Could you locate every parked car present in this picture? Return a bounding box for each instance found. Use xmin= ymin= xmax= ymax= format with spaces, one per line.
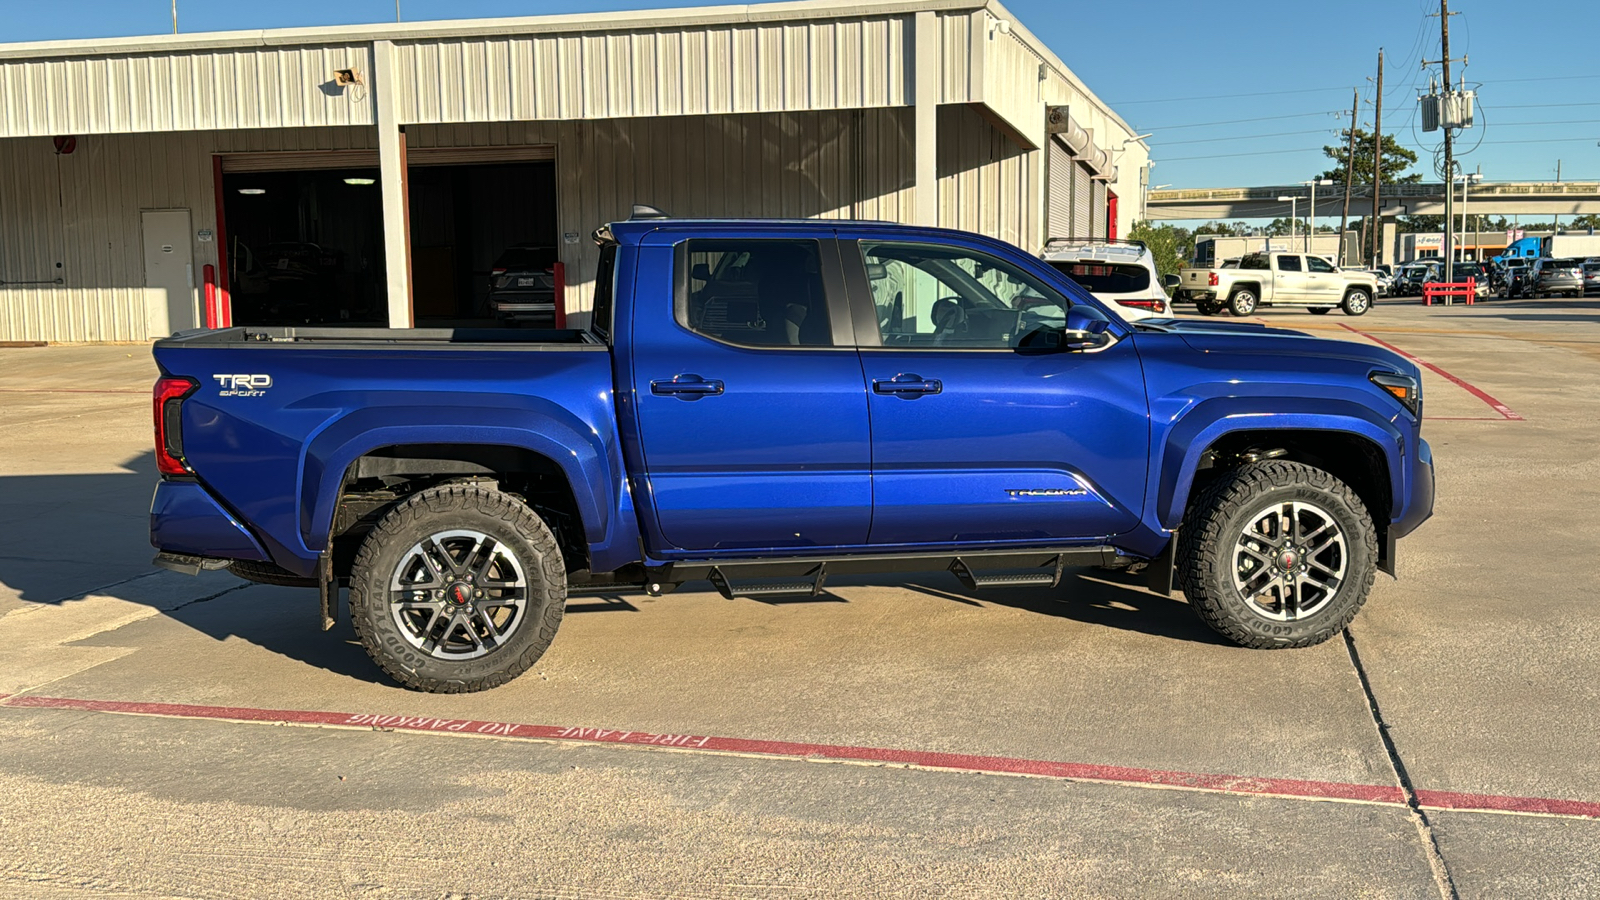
xmin=149 ymin=214 xmax=1433 ymax=691
xmin=1499 ymin=258 xmax=1532 ymax=298
xmin=1528 ymin=257 xmax=1584 ymax=298
xmin=1583 ymin=259 xmax=1600 ymax=295
xmin=1449 ymin=263 xmax=1492 ymax=300
xmin=1039 ymin=238 xmax=1168 ymax=319
xmin=1344 ymin=266 xmax=1392 ymax=297
xmin=1178 ymin=252 xmax=1378 ymax=316
xmin=487 ymin=245 xmax=561 ymax=325
xmin=1395 ymin=262 xmax=1439 ymax=297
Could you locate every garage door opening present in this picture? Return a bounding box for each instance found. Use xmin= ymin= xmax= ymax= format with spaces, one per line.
xmin=222 ymin=167 xmax=387 ymax=327
xmin=407 ymin=160 xmax=557 ymax=326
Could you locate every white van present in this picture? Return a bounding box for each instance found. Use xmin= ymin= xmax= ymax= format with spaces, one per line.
xmin=1040 ymin=238 xmax=1170 ymax=321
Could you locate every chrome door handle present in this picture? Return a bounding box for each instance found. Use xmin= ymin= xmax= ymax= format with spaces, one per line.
xmin=651 ymin=374 xmax=724 ymax=398
xmin=873 ymin=374 xmax=942 ymax=396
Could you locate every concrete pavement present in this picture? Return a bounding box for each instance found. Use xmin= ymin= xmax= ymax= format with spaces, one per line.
xmin=1 ymin=302 xmax=1598 ymax=897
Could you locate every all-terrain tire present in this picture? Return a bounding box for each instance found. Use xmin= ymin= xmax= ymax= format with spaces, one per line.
xmin=349 ymin=483 xmax=566 ymax=693
xmin=1227 ymin=288 xmax=1258 ymax=316
xmin=229 ymin=560 xmax=317 ymax=588
xmin=1176 ymin=461 xmax=1377 ymax=649
xmin=1341 ymin=288 xmax=1372 ymax=316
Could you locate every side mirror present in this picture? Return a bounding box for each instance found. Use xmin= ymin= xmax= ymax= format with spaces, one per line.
xmin=691 ymin=263 xmax=713 ymax=282
xmin=1065 ymin=307 xmax=1111 ymax=335
xmin=1162 ymin=273 xmax=1181 ymax=289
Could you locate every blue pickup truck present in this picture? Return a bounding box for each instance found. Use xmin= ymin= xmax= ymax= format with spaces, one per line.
xmin=150 ymin=214 xmax=1434 ymax=692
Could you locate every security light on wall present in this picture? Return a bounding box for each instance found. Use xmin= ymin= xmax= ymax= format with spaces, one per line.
xmin=343 ymin=177 xmax=376 ymax=185
xmin=237 ymin=188 xmax=266 ymax=195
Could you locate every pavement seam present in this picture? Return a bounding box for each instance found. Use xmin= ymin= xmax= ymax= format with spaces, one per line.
xmin=1343 ymin=628 xmax=1460 ymax=900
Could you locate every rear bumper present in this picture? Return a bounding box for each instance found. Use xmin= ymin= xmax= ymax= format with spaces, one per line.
xmin=149 ymin=480 xmax=270 ymax=562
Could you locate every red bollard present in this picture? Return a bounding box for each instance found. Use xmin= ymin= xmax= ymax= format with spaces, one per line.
xmin=553 ymin=261 xmax=567 ymax=329
xmin=203 ymin=264 xmax=217 ymax=327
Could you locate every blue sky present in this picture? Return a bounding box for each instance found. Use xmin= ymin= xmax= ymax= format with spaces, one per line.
xmin=3 ymin=0 xmax=1596 ymax=191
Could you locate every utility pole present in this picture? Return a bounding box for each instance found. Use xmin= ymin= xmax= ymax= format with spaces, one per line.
xmin=1339 ymin=88 xmax=1359 ymax=264
xmin=172 ymin=0 xmax=178 ymax=34
xmin=1370 ymin=50 xmax=1384 ymax=267
xmin=1440 ymin=0 xmax=1455 ymax=285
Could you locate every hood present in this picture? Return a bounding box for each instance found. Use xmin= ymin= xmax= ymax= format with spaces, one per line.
xmin=1154 ymin=319 xmax=1417 ymax=373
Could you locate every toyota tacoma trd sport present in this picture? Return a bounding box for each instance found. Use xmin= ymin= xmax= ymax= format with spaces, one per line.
xmin=150 ymin=214 xmax=1434 ymax=692
xmin=1180 ymin=252 xmax=1379 ymax=317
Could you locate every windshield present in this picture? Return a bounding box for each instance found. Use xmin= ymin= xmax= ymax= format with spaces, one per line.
xmin=1049 ymin=262 xmax=1151 ymax=294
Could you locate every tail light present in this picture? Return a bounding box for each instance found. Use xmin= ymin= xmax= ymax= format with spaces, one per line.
xmin=1122 ymin=299 xmax=1167 ymax=313
xmin=153 ymin=375 xmax=198 ymax=475
xmin=1208 ymin=272 xmax=1219 ymax=287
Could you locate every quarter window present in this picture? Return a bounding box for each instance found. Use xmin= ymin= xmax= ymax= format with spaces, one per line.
xmin=680 ymin=240 xmax=832 ymax=347
xmin=861 ymin=242 xmax=1094 ymax=349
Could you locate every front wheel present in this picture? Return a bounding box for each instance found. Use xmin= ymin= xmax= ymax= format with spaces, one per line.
xmin=1341 ymin=289 xmax=1372 ymax=316
xmin=1227 ymin=289 xmax=1258 ymax=316
xmin=349 ymin=483 xmax=567 ymax=693
xmin=1176 ymin=461 xmax=1377 ymax=649
xmin=1308 ymin=307 xmax=1333 ymax=315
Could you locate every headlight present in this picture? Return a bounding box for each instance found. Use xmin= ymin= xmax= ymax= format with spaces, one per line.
xmin=1370 ymin=371 xmax=1421 ymax=417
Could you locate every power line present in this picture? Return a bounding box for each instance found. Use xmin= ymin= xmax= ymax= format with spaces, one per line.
xmin=1140 ymin=110 xmax=1342 ymax=131
xmin=1160 ymin=146 xmax=1326 ymax=163
xmin=1108 ymin=86 xmax=1355 ymax=105
xmin=1160 ymin=128 xmax=1339 ymax=147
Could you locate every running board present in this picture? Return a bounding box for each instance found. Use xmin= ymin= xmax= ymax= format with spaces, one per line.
xmin=646 ymin=547 xmax=1115 ymax=597
xmin=707 ymin=563 xmax=828 ymax=600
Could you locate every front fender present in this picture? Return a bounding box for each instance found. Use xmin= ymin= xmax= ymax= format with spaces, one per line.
xmin=298 ymin=392 xmax=620 ymax=555
xmin=1155 ymin=396 xmax=1405 ymax=531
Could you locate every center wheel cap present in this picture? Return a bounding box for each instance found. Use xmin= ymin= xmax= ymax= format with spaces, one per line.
xmin=447 ymin=582 xmax=473 ymax=606
xmin=1278 ymin=550 xmax=1298 ymax=570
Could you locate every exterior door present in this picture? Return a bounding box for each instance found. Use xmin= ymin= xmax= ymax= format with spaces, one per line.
xmin=628 ymin=233 xmax=871 ymax=554
xmin=1273 ymin=253 xmax=1308 ymax=303
xmin=841 ymin=234 xmax=1149 ymax=547
xmin=1304 ymin=253 xmax=1342 ymax=301
xmin=142 ymin=210 xmax=197 ymax=336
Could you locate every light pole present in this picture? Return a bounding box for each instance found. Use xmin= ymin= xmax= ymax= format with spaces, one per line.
xmin=1276 ymin=195 xmax=1297 ymax=246
xmin=1457 ymin=172 xmax=1482 ymax=261
xmin=1299 ymin=178 xmax=1333 ymax=254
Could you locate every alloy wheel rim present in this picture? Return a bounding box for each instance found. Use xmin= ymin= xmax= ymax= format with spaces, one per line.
xmin=1231 ymin=501 xmax=1347 ymax=622
xmin=389 ymin=529 xmax=528 ymax=660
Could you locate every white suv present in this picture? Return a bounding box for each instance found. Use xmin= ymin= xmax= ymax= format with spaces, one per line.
xmin=1040 ymin=238 xmax=1169 ymax=321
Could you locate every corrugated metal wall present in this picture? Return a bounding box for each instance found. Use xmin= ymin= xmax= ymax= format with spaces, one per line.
xmin=0 ymin=105 xmax=1040 ymax=341
xmin=393 ymin=16 xmax=914 ymax=125
xmin=0 ymin=127 xmax=376 ymax=342
xmin=0 ymin=45 xmax=376 ymax=138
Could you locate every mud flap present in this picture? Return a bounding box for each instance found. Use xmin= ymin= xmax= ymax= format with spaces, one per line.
xmin=1145 ymin=535 xmax=1176 ymax=597
xmin=317 ymin=549 xmax=337 ymax=631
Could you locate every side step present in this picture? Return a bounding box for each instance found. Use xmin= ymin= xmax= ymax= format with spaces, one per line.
xmin=949 ymin=555 xmax=1066 ymax=591
xmin=707 ymin=563 xmax=828 ymax=601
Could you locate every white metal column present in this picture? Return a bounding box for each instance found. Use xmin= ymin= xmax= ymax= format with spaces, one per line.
xmin=913 ymin=10 xmax=938 ymax=227
xmin=373 ymin=39 xmax=412 ymax=328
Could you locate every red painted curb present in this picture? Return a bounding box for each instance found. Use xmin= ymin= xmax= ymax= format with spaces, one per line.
xmin=4 ymin=692 xmax=1588 ymax=818
xmin=1338 ymin=324 xmax=1525 ymax=421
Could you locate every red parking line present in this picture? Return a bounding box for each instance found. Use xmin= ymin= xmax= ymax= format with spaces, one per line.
xmin=5 ymin=693 xmax=1598 ymax=819
xmin=1338 ymin=323 xmax=1524 ymax=421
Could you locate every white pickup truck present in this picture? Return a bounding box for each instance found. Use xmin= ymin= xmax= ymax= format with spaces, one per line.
xmin=1179 ymin=252 xmax=1378 ymax=317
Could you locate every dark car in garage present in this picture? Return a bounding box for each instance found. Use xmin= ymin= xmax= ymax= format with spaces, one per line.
xmin=487 ymin=245 xmax=560 ymax=325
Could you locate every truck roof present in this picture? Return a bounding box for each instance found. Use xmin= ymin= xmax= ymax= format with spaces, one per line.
xmin=601 ymin=216 xmax=965 ymax=245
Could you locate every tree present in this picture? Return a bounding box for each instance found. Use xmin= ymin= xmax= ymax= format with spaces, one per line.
xmin=1128 ymin=221 xmax=1193 ymax=290
xmin=1318 ymin=128 xmax=1421 ymax=186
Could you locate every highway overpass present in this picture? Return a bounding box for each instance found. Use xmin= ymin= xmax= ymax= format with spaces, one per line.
xmin=1145 ymin=181 xmax=1600 ymax=220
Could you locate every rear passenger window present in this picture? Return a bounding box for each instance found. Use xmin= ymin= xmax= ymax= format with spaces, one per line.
xmin=1277 ymin=255 xmax=1303 ymax=272
xmin=680 ymin=240 xmax=832 ymax=347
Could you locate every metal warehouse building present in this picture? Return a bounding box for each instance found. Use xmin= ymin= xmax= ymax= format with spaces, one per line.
xmin=0 ymin=0 xmax=1148 ymax=342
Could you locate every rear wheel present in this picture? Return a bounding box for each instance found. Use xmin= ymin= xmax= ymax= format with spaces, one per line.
xmin=349 ymin=484 xmax=567 ymax=693
xmin=1227 ymin=289 xmax=1258 ymax=316
xmin=1341 ymin=289 xmax=1371 ymax=316
xmin=1176 ymin=461 xmax=1377 ymax=649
